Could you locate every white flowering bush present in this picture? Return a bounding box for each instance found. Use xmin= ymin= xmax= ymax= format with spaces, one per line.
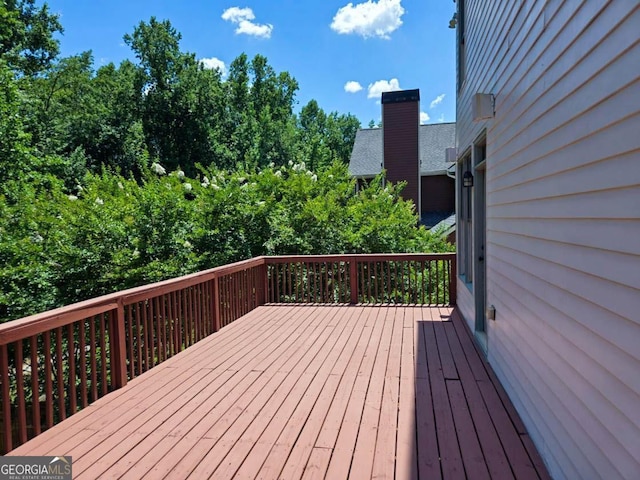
xmin=0 ymin=161 xmax=451 ymax=322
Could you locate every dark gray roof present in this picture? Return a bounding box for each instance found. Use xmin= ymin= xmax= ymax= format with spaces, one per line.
xmin=429 ymin=212 xmax=456 ymax=232
xmin=420 ymin=211 xmax=455 ymax=229
xmin=349 ymin=122 xmax=456 ymax=177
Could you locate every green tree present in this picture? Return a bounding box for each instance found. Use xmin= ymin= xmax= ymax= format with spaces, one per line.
xmin=124 ymin=17 xmax=228 ymax=175
xmin=296 ymin=100 xmax=360 ymax=169
xmin=0 ymin=0 xmax=62 ymax=76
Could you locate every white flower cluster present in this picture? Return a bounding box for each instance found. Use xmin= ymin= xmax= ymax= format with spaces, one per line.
xmin=151 ymin=163 xmax=166 ymax=175
xmin=292 ymin=162 xmax=307 ymax=172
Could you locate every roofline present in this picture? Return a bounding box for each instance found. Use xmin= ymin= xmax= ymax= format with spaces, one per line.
xmin=355 ymin=122 xmax=456 ymax=133
xmin=419 ymin=122 xmax=456 ymax=127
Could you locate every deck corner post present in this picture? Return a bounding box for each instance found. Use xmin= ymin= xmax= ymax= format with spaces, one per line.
xmin=350 ymin=256 xmax=358 ymax=304
xmin=113 ymin=300 xmax=128 ymax=389
xmin=213 ymin=274 xmax=221 ymax=332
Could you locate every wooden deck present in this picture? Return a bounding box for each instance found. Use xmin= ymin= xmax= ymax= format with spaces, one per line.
xmin=8 ymin=305 xmax=550 ymax=479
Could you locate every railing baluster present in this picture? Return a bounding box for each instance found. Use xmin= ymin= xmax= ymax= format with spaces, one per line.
xmin=324 ymin=263 xmax=329 ymax=302
xmin=55 ymin=327 xmax=65 ymax=421
xmin=136 ymin=304 xmax=143 ymax=376
xmin=283 ymin=263 xmax=288 ymax=302
xmin=15 ymin=340 xmax=27 ymax=444
xmin=437 ymin=260 xmax=441 ymax=305
xmin=149 ymin=299 xmax=157 ymax=368
xmin=373 ymin=262 xmax=379 ymax=303
xmin=242 ymin=271 xmax=247 ymax=315
xmin=163 ymin=294 xmax=169 ymax=359
xmin=313 ymin=262 xmax=317 ymax=303
xmin=127 ymin=304 xmax=134 ymax=379
xmin=171 ymin=290 xmax=178 ymax=352
xmin=89 ymin=318 xmax=97 ymax=403
xmin=67 ymin=324 xmax=77 ymax=415
xmin=108 ymin=310 xmax=117 ymax=387
xmin=30 ymin=335 xmax=41 ymax=435
xmin=78 ymin=320 xmax=87 ymax=408
xmin=99 ymin=314 xmax=107 ymax=396
xmin=193 ymin=285 xmax=200 ymax=343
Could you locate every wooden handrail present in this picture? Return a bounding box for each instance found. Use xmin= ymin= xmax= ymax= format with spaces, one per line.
xmin=0 ymin=257 xmax=266 ymax=345
xmin=264 ymin=253 xmax=454 ymax=263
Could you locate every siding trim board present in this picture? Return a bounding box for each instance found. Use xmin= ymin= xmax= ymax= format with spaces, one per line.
xmin=455 ymin=1 xmax=640 ymax=478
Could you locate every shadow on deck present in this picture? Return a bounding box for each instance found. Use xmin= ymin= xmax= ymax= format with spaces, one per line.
xmin=8 ymin=305 xmax=550 ymax=480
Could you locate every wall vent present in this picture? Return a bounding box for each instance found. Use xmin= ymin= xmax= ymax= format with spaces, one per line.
xmin=472 ymin=93 xmax=494 ymax=121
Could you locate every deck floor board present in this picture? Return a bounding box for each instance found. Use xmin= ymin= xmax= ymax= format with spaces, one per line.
xmin=8 ymin=305 xmax=550 ymax=480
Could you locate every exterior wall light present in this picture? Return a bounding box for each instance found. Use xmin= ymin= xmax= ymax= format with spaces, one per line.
xmin=463 ymin=171 xmax=474 ymax=188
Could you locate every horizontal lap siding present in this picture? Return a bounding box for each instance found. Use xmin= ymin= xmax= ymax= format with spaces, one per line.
xmin=457 ymin=1 xmax=640 ymax=479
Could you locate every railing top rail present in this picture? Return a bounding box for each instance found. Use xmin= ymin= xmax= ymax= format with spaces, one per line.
xmin=264 ymin=253 xmax=455 ymax=263
xmin=0 ymin=256 xmax=266 ymax=345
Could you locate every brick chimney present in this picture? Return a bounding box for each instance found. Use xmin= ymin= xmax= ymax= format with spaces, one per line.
xmin=382 ymin=89 xmax=421 ymax=217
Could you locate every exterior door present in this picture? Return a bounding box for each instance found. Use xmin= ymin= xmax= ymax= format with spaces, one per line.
xmin=473 ymin=141 xmax=487 ymax=334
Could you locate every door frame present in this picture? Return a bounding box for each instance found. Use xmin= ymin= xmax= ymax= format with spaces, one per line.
xmin=472 ymin=136 xmax=487 ymax=336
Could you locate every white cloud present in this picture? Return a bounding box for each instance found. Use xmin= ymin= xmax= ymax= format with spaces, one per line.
xmin=331 ymin=0 xmax=405 ymax=39
xmin=344 ymin=81 xmax=363 ymax=93
xmin=221 ymin=6 xmax=254 ymax=22
xmin=367 ymin=78 xmax=401 ymax=99
xmin=430 ymin=93 xmax=446 ymax=109
xmin=200 ymin=57 xmax=226 ymax=76
xmin=222 ymin=6 xmax=273 ymax=38
xmin=438 ymin=113 xmax=445 ymax=122
xmin=236 ymin=20 xmax=273 ymax=38
xmin=420 ymin=111 xmax=430 ymax=124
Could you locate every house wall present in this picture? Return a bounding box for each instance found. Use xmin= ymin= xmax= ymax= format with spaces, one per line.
xmin=421 ymin=175 xmax=455 ymax=212
xmin=383 ymin=100 xmax=420 ymax=216
xmin=456 ymin=2 xmax=640 ymax=479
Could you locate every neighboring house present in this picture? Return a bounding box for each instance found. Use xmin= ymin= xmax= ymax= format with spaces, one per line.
xmin=454 ymin=1 xmax=640 ymax=479
xmin=348 ymin=89 xmax=456 ymax=230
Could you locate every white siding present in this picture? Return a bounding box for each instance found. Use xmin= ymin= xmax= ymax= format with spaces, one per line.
xmin=456 ymin=1 xmax=640 ymax=479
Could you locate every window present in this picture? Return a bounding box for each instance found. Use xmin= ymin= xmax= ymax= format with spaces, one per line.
xmin=458 ymin=152 xmax=473 ymax=287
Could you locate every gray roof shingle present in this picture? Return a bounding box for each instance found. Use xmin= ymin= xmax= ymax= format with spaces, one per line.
xmin=348 ymin=122 xmax=456 ymax=177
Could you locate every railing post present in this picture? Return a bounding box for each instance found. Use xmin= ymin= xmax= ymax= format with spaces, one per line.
xmin=449 ymin=254 xmax=457 ymax=305
xmin=213 ymin=274 xmax=221 ymax=332
xmin=112 ymin=300 xmax=128 ymax=388
xmin=350 ymin=256 xmax=358 ymax=304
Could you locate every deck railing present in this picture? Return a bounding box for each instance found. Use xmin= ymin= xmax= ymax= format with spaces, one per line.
xmin=266 ymin=254 xmax=456 ymax=305
xmin=0 ymin=253 xmax=454 ymax=453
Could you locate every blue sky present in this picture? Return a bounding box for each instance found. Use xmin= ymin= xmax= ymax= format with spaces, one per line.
xmin=45 ymin=0 xmax=456 ymax=127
